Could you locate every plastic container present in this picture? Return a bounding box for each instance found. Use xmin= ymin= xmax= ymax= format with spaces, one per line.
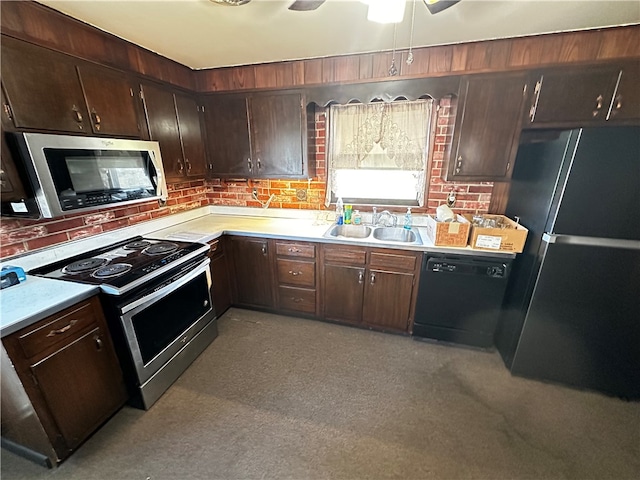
xmin=344 ymin=204 xmax=353 ymax=224
xmin=352 ymin=210 xmax=362 ymax=225
xmin=403 ymin=207 xmax=412 ymax=230
xmin=335 ymin=197 xmax=344 ymax=225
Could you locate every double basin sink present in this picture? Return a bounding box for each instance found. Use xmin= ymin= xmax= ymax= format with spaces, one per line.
xmin=323 ymin=224 xmax=422 ymax=245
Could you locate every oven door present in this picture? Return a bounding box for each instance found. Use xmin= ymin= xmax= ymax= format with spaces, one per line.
xmin=118 ymin=257 xmax=215 ymax=385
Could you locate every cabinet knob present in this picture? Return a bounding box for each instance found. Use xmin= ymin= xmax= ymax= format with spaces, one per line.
xmin=261 ymin=244 xmax=267 ymax=255
xmin=185 ymin=159 xmax=192 ymax=173
xmin=72 ymin=105 xmax=83 ymax=122
xmin=612 ymin=94 xmax=623 ymax=116
xmin=358 ymin=271 xmax=364 ymax=284
xmin=370 ymin=272 xmax=376 ymax=285
xmin=247 ymin=158 xmax=253 ymax=172
xmin=91 ymin=110 xmax=101 ymax=130
xmin=592 ymin=94 xmax=604 ymax=117
xmin=177 ymin=160 xmax=184 ymax=173
xmin=257 ymin=158 xmax=262 ymax=170
xmin=94 ymin=335 xmax=103 ymax=351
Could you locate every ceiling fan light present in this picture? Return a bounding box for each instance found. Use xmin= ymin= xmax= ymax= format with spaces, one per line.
xmin=367 ymin=0 xmax=406 ymax=24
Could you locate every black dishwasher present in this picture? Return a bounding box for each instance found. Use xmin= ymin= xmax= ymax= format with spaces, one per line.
xmin=413 ymin=255 xmax=512 ymax=348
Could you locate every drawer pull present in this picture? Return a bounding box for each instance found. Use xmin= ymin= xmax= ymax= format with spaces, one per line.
xmin=94 ymin=335 xmax=103 ymax=351
xmin=288 ymin=270 xmax=302 ymax=276
xmin=290 ymin=297 xmax=304 ymax=303
xmin=288 ymin=247 xmax=301 ymax=253
xmin=46 ymin=319 xmax=78 ymax=337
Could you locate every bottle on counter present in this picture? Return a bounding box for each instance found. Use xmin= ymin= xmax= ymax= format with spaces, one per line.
xmin=335 ymin=197 xmax=344 ymax=225
xmin=344 ymin=204 xmax=353 ymax=224
xmin=403 ymin=207 xmax=412 ymax=230
xmin=352 ymin=210 xmax=362 ymax=225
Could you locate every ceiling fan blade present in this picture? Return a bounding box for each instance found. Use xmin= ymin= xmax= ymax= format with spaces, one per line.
xmin=288 ymin=0 xmax=326 ymax=12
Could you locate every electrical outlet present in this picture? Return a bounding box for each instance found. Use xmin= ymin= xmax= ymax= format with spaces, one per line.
xmin=252 ymin=188 xmax=258 ymax=199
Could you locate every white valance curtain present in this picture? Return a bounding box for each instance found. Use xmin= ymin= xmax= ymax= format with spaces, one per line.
xmin=325 ymin=99 xmax=432 ymax=206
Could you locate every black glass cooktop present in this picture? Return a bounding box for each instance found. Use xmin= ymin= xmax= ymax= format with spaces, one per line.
xmin=31 ymin=236 xmax=209 ymax=295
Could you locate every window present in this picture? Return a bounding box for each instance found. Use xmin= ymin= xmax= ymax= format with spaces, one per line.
xmin=325 ymin=99 xmax=433 ymax=207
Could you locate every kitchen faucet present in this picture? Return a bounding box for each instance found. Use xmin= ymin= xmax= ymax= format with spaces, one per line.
xmin=375 ymin=209 xmax=397 ymax=227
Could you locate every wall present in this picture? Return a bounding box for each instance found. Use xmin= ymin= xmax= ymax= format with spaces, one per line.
xmin=0 ymin=99 xmax=490 ymax=259
xmin=0 ymin=182 xmax=210 ymax=258
xmin=205 ymin=98 xmax=492 ymax=216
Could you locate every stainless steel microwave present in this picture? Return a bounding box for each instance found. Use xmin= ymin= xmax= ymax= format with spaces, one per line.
xmin=3 ymin=133 xmax=167 ymax=219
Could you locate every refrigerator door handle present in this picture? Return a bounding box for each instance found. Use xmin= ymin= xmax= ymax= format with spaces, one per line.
xmin=542 ymin=233 xmax=640 ymax=250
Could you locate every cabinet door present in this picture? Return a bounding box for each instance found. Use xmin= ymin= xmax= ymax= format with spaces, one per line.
xmin=230 ymin=237 xmax=274 ymax=308
xmin=30 ymin=326 xmax=127 ymax=451
xmin=362 ymin=269 xmax=414 ymax=332
xmin=1 ymin=123 xmax=28 ymax=202
xmin=141 ymin=83 xmax=184 ymax=181
xmin=77 ymin=64 xmax=141 ymax=137
xmin=203 ymin=95 xmax=251 ymax=177
xmin=528 ymin=67 xmax=619 ymax=125
xmin=1 ymin=37 xmax=87 ymax=133
xmin=607 ymin=63 xmax=640 ymax=122
xmin=175 ymin=93 xmax=207 ymax=178
xmin=446 ymin=74 xmax=526 ymax=181
xmin=208 ymin=239 xmax=232 ymax=317
xmin=323 ymin=264 xmax=365 ymax=324
xmin=250 ymin=93 xmax=304 ymax=177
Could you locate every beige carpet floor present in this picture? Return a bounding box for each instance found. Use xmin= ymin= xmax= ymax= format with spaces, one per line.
xmin=2 ymin=308 xmax=639 ymax=480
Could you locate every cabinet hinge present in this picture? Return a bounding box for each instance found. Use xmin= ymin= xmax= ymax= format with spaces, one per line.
xmin=3 ymin=103 xmax=13 ymax=120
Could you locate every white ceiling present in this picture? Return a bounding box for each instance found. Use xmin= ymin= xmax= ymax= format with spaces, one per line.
xmin=37 ymin=0 xmax=640 ymax=70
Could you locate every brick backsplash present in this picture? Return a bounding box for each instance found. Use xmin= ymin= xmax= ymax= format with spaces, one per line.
xmin=0 ymin=181 xmax=211 ymax=259
xmin=0 ymin=101 xmax=492 ymax=260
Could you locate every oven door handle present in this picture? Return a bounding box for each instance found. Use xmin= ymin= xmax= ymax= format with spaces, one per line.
xmin=120 ymin=258 xmax=211 ymax=315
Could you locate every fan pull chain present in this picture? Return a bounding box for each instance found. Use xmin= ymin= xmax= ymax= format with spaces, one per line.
xmin=389 ymin=24 xmax=399 ymax=76
xmin=406 ymin=0 xmax=416 ymax=65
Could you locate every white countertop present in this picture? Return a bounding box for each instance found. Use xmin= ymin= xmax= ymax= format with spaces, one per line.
xmin=0 ymin=275 xmax=99 ymax=337
xmin=0 ymin=206 xmax=515 ymax=337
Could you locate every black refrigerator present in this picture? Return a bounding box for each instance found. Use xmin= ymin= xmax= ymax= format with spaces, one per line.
xmin=495 ymin=126 xmax=640 ymax=399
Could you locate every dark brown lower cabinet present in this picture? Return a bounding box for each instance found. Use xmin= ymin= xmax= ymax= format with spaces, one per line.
xmin=2 ymin=296 xmax=127 ymax=464
xmin=229 ymin=236 xmax=275 ymax=308
xmin=321 ymin=245 xmax=421 ymax=333
xmin=208 ymin=237 xmax=232 ymax=317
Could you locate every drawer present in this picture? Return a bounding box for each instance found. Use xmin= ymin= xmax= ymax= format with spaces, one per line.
xmin=370 ymin=251 xmax=419 ymax=272
xmin=323 ymin=246 xmax=366 ymax=265
xmin=276 ymin=242 xmax=315 ymax=258
xmin=277 ymin=259 xmax=315 ymax=287
xmin=278 ymin=286 xmax=316 ymax=314
xmin=18 ymin=299 xmax=99 ymax=359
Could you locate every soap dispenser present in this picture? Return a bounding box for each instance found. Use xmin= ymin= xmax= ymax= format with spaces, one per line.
xmin=403 ymin=207 xmax=412 ymax=230
xmin=335 ymin=197 xmax=344 ymax=225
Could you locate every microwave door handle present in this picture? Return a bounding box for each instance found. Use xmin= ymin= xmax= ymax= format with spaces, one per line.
xmin=120 ymin=258 xmax=211 ymax=315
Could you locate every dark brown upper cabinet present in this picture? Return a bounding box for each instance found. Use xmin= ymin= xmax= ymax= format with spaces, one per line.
xmin=77 ymin=64 xmax=141 ymax=137
xmin=203 ymin=91 xmax=308 ymax=178
xmin=445 ymin=73 xmax=528 ymax=182
xmin=140 ymin=83 xmax=207 ymax=182
xmin=1 ymin=37 xmax=142 ymax=138
xmin=525 ymin=63 xmax=640 ymax=127
xmin=1 ymin=36 xmax=89 ymax=133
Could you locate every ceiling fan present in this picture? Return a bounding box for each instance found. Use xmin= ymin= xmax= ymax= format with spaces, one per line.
xmin=208 ymin=0 xmax=326 ymax=11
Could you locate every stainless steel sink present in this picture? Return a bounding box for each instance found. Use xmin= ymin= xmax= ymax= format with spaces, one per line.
xmin=323 ymin=224 xmax=422 ymax=245
xmin=372 ymin=227 xmax=418 ymax=243
xmin=325 ymin=224 xmax=372 ymax=239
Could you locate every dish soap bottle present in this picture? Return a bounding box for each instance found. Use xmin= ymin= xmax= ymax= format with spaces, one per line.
xmin=352 ymin=210 xmax=362 ymax=225
xmin=403 ymin=207 xmax=412 ymax=230
xmin=335 ymin=197 xmax=344 ymax=225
